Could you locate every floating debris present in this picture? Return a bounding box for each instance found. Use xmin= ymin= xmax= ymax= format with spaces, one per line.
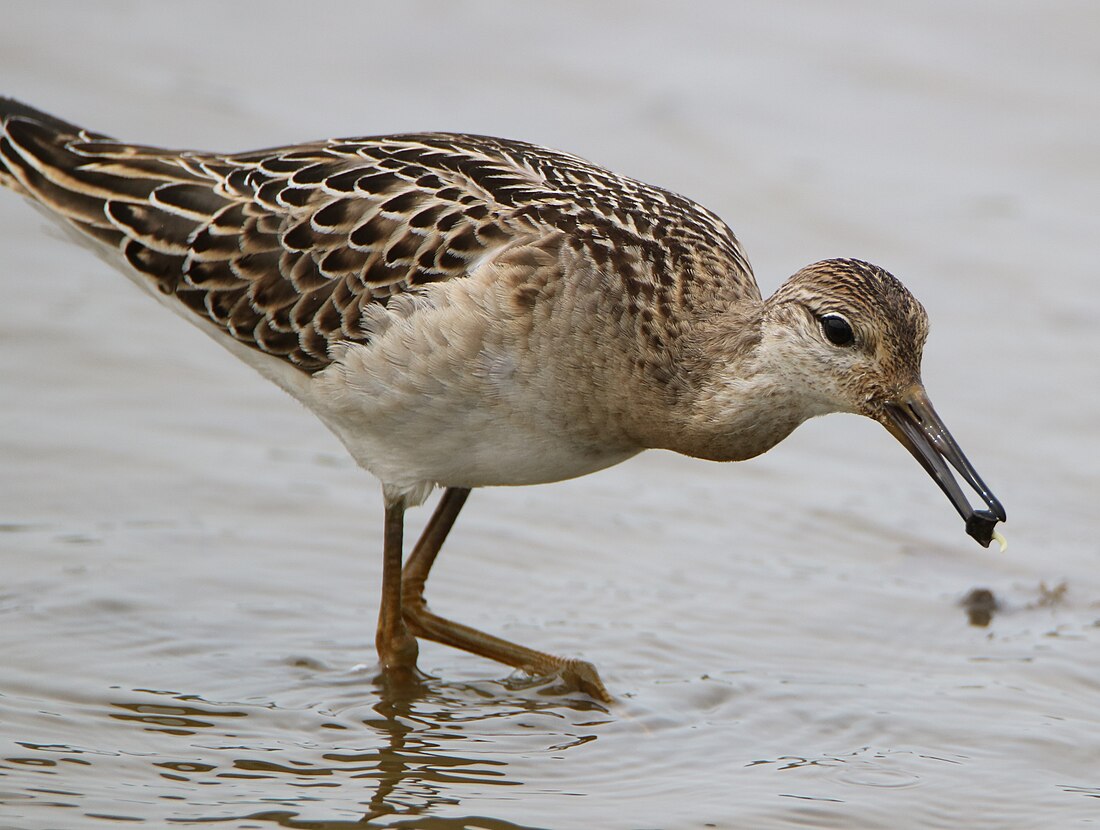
xmin=962 ymin=588 xmax=999 ymax=627
xmin=1033 ymin=581 xmax=1068 ymax=608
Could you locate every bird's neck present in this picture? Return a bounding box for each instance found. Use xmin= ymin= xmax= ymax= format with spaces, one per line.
xmin=630 ymin=304 xmax=826 ymax=463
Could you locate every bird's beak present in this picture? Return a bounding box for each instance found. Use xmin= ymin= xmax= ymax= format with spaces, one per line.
xmin=881 ymin=385 xmax=1006 ymax=547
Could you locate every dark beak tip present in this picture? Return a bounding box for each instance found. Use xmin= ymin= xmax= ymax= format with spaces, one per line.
xmin=965 ymin=510 xmax=1001 ymax=548
xmin=885 ymin=393 xmax=1007 ymax=543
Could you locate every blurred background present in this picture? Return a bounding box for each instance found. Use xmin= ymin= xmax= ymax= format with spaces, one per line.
xmin=1 ymin=2 xmax=1097 ymax=828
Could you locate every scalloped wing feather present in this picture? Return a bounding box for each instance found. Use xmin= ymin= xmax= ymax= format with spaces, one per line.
xmin=0 ymin=98 xmax=756 ymax=374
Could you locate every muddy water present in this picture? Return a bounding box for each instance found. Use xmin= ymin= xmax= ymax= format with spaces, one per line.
xmin=1 ymin=2 xmax=1098 ymax=828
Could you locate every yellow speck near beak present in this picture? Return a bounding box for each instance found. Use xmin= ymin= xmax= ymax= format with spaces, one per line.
xmin=991 ymin=529 xmax=1008 ymax=553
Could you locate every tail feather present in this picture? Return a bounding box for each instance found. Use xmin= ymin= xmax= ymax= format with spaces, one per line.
xmin=0 ymin=97 xmax=89 ymax=196
xmin=1 ymin=123 xmax=116 ymax=225
xmin=0 ymin=100 xmax=201 ymax=225
xmin=1 ymin=99 xmax=129 ymax=246
xmin=0 ymin=98 xmax=221 ymax=287
xmin=0 ymin=97 xmax=338 ymax=370
xmin=0 ymin=97 xmax=87 ymax=136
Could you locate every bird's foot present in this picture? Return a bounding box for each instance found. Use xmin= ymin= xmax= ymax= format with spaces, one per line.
xmin=554 ymin=657 xmax=613 ymax=704
xmin=373 ymin=660 xmax=432 ymax=702
xmin=374 ymin=623 xmax=426 ymax=699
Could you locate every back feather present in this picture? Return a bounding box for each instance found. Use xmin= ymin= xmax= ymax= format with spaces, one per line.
xmin=0 ymin=98 xmax=755 ymax=373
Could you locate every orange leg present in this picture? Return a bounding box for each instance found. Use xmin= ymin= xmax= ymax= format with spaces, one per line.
xmin=374 ymin=497 xmax=419 ymax=675
xmin=398 ymin=487 xmax=610 ymax=702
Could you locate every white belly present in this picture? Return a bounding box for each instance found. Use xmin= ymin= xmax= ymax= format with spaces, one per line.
xmin=305 ymin=272 xmax=641 ymax=505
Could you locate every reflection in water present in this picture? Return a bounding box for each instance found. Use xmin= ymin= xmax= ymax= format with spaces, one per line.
xmin=2 ymin=678 xmax=604 ymax=827
xmin=337 ymin=674 xmax=603 ymax=827
xmin=110 ymin=697 xmax=250 ymax=734
xmin=358 ymin=678 xmax=514 ymax=823
xmin=237 ymin=813 xmax=550 ymax=830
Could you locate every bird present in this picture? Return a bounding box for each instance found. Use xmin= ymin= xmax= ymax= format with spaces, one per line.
xmin=0 ymin=98 xmax=1005 ymax=702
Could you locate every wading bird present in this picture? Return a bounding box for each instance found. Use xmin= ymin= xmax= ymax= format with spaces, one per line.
xmin=0 ymin=99 xmax=1005 ymax=701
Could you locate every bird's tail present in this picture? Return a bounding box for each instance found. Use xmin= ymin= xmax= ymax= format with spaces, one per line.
xmin=0 ymin=97 xmax=135 ymax=248
xmin=0 ymin=97 xmax=237 ymax=290
xmin=0 ymin=98 xmax=75 ymax=193
xmin=0 ymin=98 xmax=345 ymax=376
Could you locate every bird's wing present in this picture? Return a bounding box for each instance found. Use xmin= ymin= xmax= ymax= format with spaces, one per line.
xmin=0 ymin=98 xmax=756 ymax=373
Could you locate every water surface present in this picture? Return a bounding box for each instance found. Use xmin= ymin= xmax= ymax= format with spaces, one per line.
xmin=1 ymin=2 xmax=1098 ymax=828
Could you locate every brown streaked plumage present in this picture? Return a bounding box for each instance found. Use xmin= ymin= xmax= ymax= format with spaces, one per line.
xmin=0 ymin=99 xmax=1005 ymax=701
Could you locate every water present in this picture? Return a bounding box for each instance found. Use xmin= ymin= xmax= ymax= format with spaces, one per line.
xmin=1 ymin=2 xmax=1098 ymax=827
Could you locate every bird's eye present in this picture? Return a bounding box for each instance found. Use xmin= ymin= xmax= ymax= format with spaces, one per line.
xmin=820 ymin=314 xmax=855 ymax=347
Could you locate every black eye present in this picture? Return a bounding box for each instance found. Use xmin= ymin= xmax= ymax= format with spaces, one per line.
xmin=821 ymin=314 xmax=855 ymax=346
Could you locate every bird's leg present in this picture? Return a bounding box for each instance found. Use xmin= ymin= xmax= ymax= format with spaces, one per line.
xmin=401 ymin=487 xmax=611 ymax=703
xmin=375 ymin=497 xmax=419 ymax=676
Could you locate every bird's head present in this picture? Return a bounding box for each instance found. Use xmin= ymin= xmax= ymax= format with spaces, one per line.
xmin=762 ymin=258 xmax=1006 ymax=546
